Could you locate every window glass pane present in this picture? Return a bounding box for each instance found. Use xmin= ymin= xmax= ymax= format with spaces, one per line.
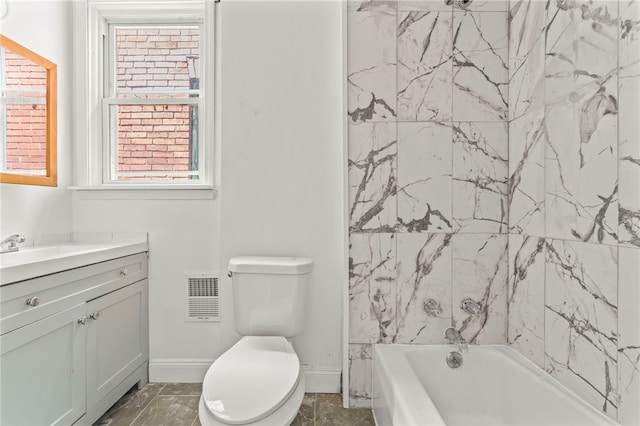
xmin=1 ymin=47 xmax=48 ymax=175
xmin=109 ymin=103 xmax=199 ymax=181
xmin=3 ymin=104 xmax=47 ymax=175
xmin=115 ymin=26 xmax=200 ymax=98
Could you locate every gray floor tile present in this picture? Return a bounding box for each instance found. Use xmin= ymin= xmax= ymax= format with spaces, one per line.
xmin=290 ymin=393 xmax=316 ymax=426
xmin=94 ymin=383 xmax=166 ymax=426
xmin=130 ymin=395 xmax=199 ymax=426
xmin=96 ymin=383 xmax=375 ymax=426
xmin=191 ymin=414 xmax=202 ymax=426
xmin=315 ymin=393 xmax=375 ymax=426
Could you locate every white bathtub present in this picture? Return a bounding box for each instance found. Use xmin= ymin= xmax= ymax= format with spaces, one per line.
xmin=372 ymin=345 xmax=618 ymax=426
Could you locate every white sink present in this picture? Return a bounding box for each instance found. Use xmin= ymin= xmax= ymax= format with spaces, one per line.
xmin=0 ymin=239 xmax=148 ymax=285
xmin=1 ymin=245 xmax=103 ymax=265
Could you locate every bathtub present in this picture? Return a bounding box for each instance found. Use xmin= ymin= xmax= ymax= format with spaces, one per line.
xmin=372 ymin=345 xmax=618 ymax=426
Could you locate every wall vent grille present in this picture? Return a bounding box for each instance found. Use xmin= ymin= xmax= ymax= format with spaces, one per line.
xmin=186 ymin=274 xmax=220 ymax=322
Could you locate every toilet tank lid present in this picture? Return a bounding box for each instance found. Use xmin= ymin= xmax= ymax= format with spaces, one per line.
xmin=229 ymin=256 xmax=314 ymax=275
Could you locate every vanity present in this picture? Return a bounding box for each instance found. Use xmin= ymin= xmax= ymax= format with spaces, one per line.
xmin=0 ymin=237 xmax=149 ymax=426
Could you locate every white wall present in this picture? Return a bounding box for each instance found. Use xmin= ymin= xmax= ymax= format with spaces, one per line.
xmin=0 ymin=1 xmax=74 ymax=241
xmin=72 ymin=197 xmax=224 ymax=375
xmin=73 ymin=0 xmax=345 ymax=387
xmin=219 ymin=0 xmax=344 ymax=374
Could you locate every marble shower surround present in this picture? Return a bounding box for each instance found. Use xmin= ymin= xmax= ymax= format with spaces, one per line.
xmin=507 ymin=236 xmax=624 ymax=421
xmin=618 ymin=3 xmax=640 ymax=425
xmin=545 ymin=240 xmax=619 ymax=417
xmin=545 ymin=0 xmax=619 ymax=245
xmin=347 ymin=4 xmax=511 ymax=236
xmin=347 ymin=0 xmax=640 ymax=421
xmin=347 ymin=0 xmax=510 ymax=408
xmin=506 ymin=0 xmax=640 ymax=424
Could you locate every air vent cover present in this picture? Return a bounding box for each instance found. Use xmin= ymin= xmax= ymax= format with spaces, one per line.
xmin=186 ymin=274 xmax=220 ymax=322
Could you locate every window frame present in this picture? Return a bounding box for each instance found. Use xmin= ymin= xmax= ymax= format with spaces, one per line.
xmin=0 ymin=34 xmax=58 ymax=187
xmin=73 ymin=0 xmax=215 ymax=192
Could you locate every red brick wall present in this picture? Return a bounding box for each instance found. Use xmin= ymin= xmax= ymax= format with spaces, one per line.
xmin=4 ymin=50 xmax=47 ymax=172
xmin=115 ymin=28 xmax=200 ymax=180
xmin=117 ymin=104 xmax=192 ymax=178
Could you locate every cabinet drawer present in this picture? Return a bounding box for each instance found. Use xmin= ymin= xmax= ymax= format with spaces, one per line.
xmin=1 ymin=253 xmax=147 ymax=335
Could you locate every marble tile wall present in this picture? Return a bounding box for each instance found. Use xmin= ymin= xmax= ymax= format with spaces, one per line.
xmin=506 ymin=0 xmax=548 ymax=373
xmin=545 ymin=240 xmax=619 ymax=417
xmin=620 ymin=0 xmax=640 ymax=249
xmin=545 ymin=0 xmax=619 ymax=245
xmin=507 ymin=234 xmax=545 ymax=367
xmin=618 ymin=3 xmax=640 ymax=424
xmin=618 ymin=247 xmax=640 ymax=426
xmin=347 ymin=0 xmax=639 ymax=419
xmin=506 ymin=0 xmax=640 ymax=423
xmin=347 ymin=0 xmax=509 ymax=408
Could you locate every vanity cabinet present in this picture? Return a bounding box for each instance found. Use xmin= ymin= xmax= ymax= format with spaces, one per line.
xmin=86 ymin=279 xmax=148 ymax=414
xmin=0 ymin=252 xmax=149 ymax=426
xmin=0 ymin=303 xmax=87 ymax=426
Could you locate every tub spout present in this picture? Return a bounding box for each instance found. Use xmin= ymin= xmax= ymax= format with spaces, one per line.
xmin=1 ymin=234 xmax=26 ymax=254
xmin=444 ymin=326 xmax=467 ymax=352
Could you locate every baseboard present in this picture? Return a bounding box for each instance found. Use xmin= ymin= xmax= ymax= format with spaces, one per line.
xmin=149 ymin=359 xmax=341 ymax=392
xmin=301 ymin=365 xmax=341 ymax=393
xmin=149 ymin=359 xmax=212 ymax=383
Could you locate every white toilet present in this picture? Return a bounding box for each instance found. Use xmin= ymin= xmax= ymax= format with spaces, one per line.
xmin=199 ymin=256 xmax=314 ymax=426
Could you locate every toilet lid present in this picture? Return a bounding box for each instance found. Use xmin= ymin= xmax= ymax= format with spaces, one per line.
xmin=202 ymin=336 xmax=301 ymax=425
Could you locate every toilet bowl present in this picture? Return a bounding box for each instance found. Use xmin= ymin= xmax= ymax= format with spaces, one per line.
xmin=199 ymin=336 xmax=305 ymax=426
xmin=198 ymin=257 xmax=314 ymax=426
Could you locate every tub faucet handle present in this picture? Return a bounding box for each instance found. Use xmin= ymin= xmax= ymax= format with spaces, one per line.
xmin=1 ymin=234 xmax=26 ymax=253
xmin=423 ymin=298 xmax=441 ymax=316
xmin=461 ymin=298 xmax=482 ymax=316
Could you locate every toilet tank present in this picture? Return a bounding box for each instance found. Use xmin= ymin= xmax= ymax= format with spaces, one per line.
xmin=229 ymin=256 xmax=314 ymax=337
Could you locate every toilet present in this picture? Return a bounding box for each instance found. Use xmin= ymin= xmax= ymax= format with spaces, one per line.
xmin=199 ymin=256 xmax=314 ymax=426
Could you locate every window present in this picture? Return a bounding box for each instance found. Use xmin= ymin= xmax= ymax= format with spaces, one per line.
xmin=74 ymin=0 xmax=215 ymax=190
xmin=106 ymin=25 xmax=201 ymax=182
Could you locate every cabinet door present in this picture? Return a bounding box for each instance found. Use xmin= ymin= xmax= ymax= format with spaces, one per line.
xmin=86 ymin=279 xmax=148 ymax=408
xmin=0 ymin=303 xmax=86 ymax=426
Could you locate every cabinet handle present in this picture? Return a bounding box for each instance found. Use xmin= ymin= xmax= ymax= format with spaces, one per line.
xmin=120 ymin=269 xmax=128 ymax=277
xmin=26 ymin=296 xmax=40 ymax=307
xmin=90 ymin=312 xmax=100 ymax=320
xmin=78 ymin=316 xmax=88 ymax=325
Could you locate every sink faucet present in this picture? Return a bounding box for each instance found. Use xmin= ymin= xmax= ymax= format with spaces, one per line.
xmin=1 ymin=234 xmax=26 ymax=253
xmin=444 ymin=326 xmax=467 ymax=352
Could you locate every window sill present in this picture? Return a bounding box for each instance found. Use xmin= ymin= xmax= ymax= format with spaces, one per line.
xmin=68 ymin=185 xmax=217 ymax=200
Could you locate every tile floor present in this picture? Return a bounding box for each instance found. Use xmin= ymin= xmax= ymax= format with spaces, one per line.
xmin=94 ymin=383 xmax=375 ymax=426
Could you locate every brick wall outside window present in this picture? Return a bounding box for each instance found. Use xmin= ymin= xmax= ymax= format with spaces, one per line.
xmin=3 ymin=50 xmax=47 ymax=173
xmin=115 ymin=27 xmax=200 ymax=180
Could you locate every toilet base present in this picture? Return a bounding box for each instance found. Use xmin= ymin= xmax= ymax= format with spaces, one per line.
xmin=198 ymin=374 xmax=306 ymax=426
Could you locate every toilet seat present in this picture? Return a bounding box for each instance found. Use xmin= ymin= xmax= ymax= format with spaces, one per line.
xmin=202 ymin=336 xmax=301 ymax=425
xmin=199 ymin=375 xmax=305 ymax=426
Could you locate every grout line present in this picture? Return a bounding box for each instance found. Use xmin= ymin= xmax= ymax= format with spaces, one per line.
xmin=542 ymin=0 xmax=548 ymax=373
xmin=313 ymin=393 xmax=317 ymax=426
xmin=615 ymin=0 xmax=621 ymax=418
xmin=190 ymin=413 xmax=200 ymax=426
xmin=449 ymin=0 xmax=455 ymax=331
xmin=394 ymin=3 xmax=399 ymax=355
xmin=127 ymin=383 xmax=167 ymax=426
